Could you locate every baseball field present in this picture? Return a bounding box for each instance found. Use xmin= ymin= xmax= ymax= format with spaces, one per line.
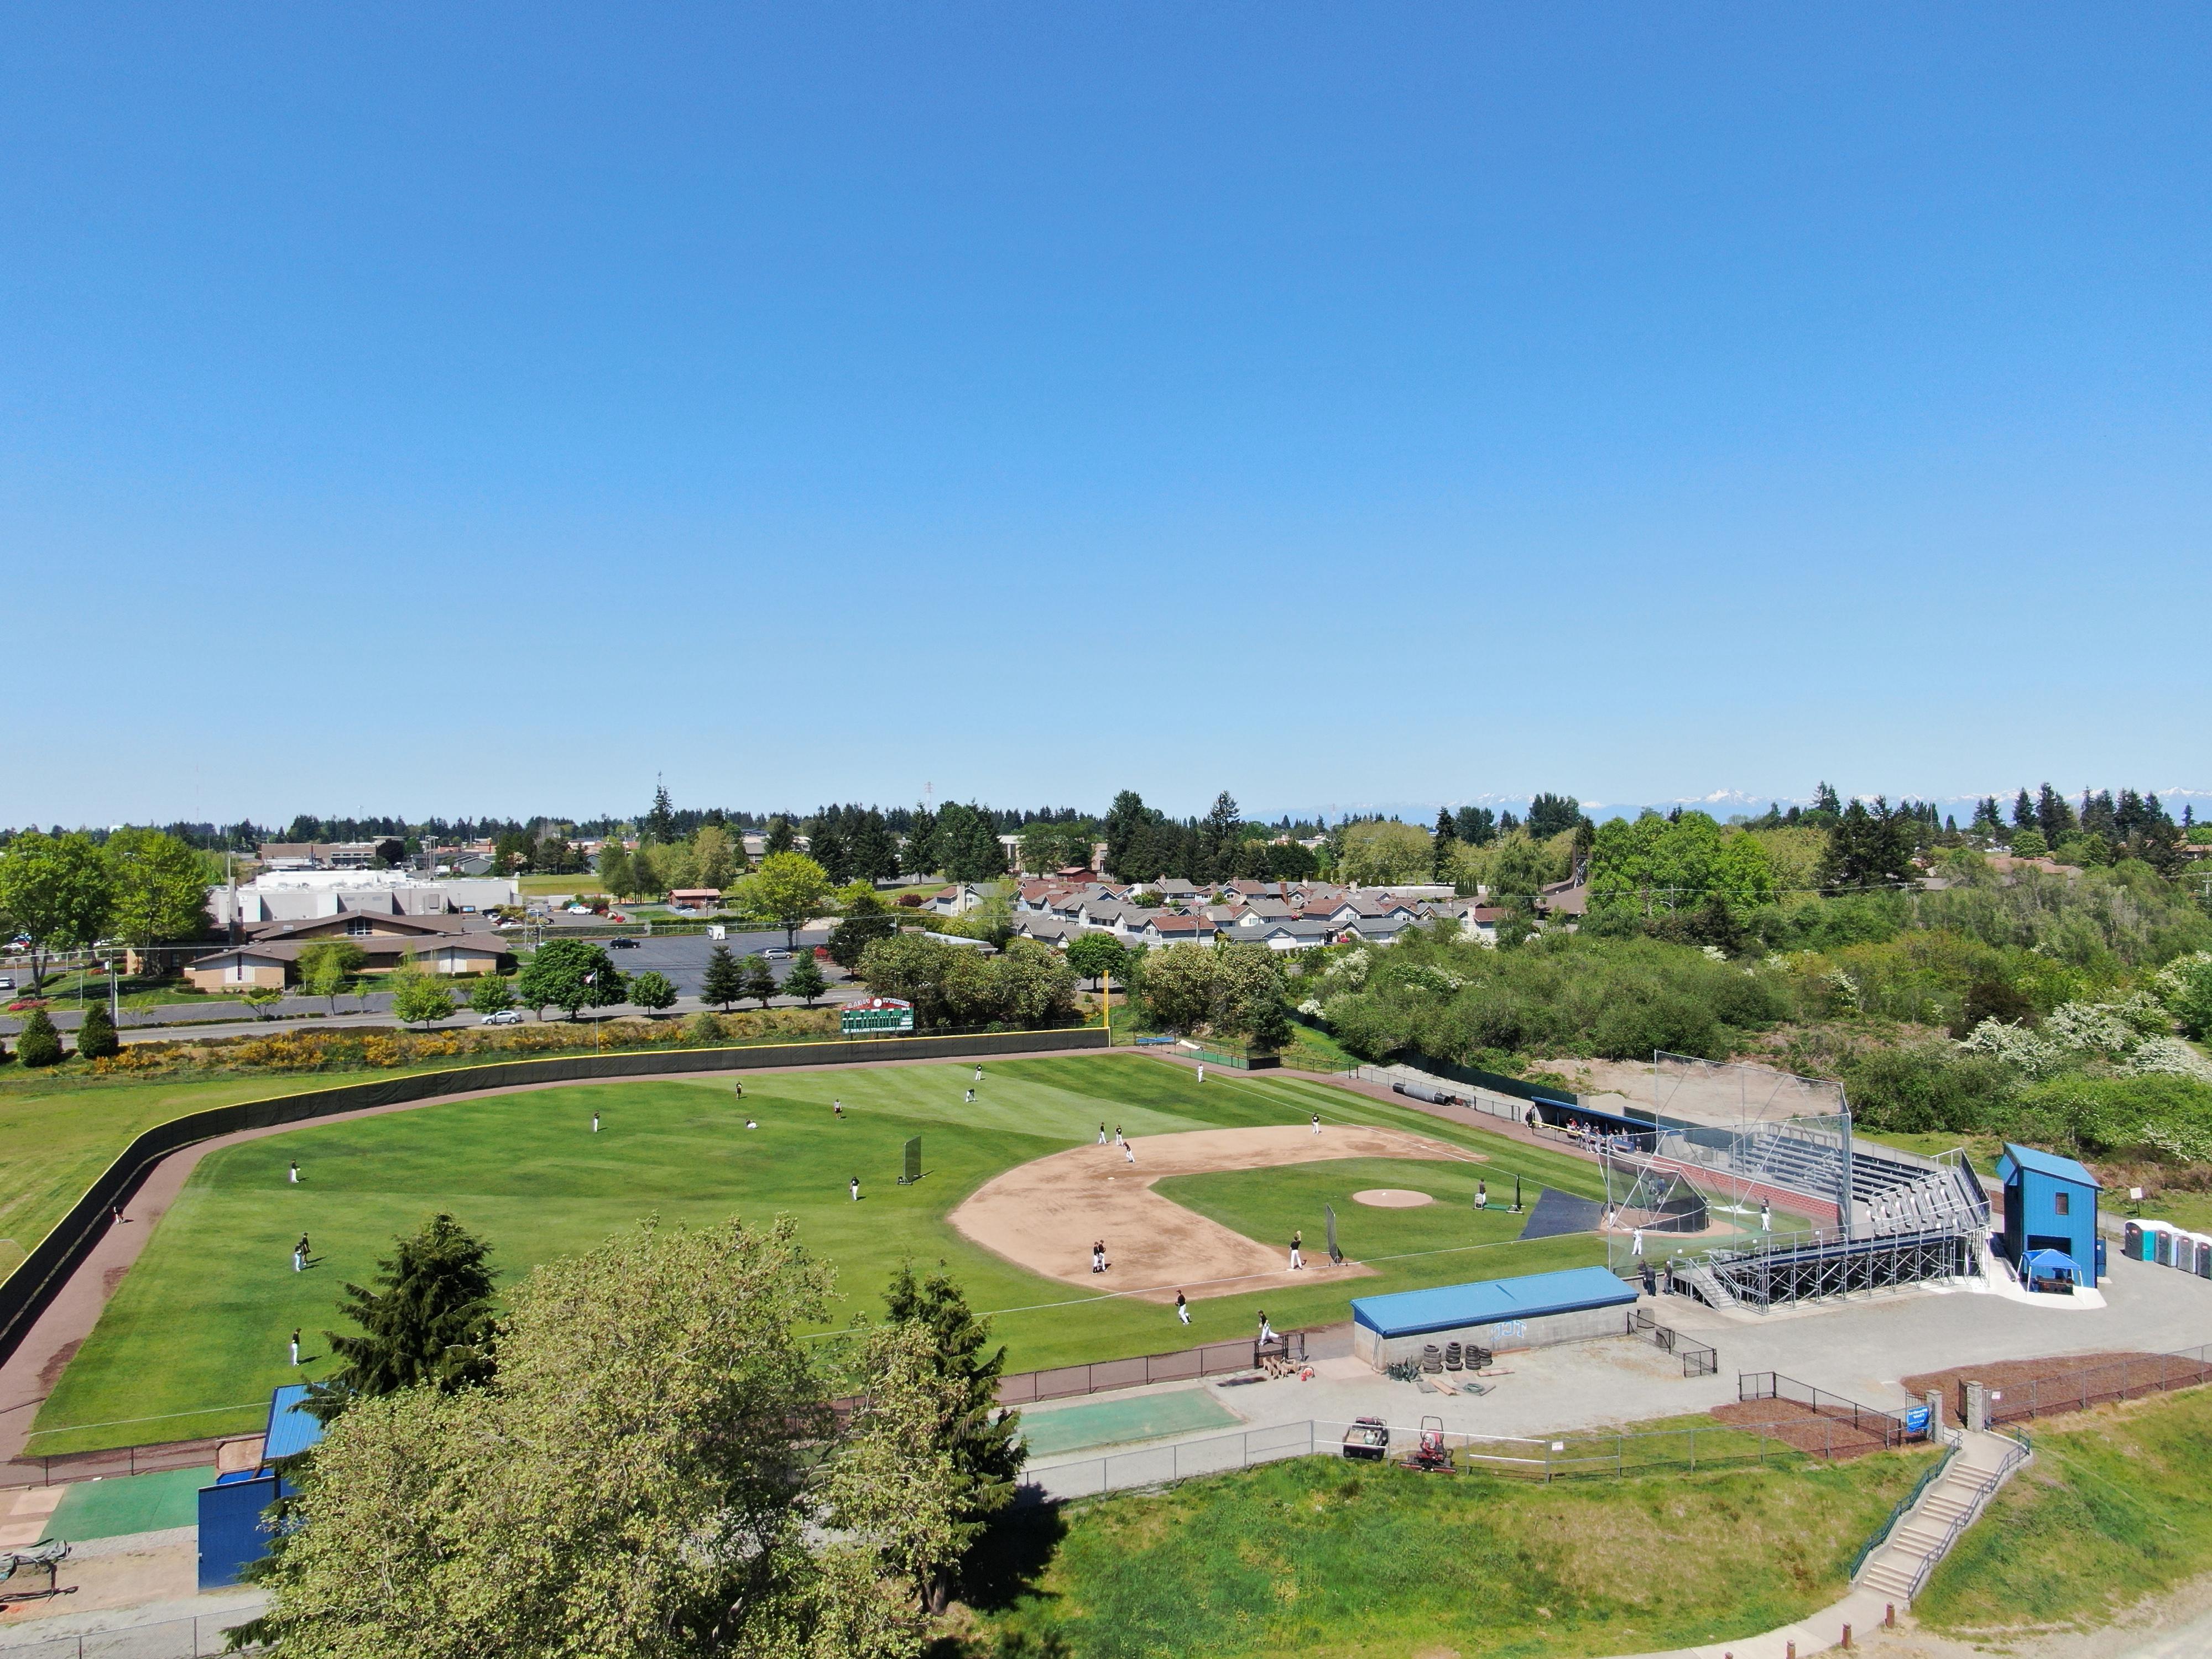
xmin=28 ymin=1053 xmax=1618 ymax=1455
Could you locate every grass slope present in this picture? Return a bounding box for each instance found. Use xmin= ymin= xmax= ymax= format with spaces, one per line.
xmin=1915 ymin=1385 xmax=2212 ymax=1636
xmin=961 ymin=1451 xmax=1927 ymax=1658
xmin=32 ymin=1056 xmax=1612 ymax=1454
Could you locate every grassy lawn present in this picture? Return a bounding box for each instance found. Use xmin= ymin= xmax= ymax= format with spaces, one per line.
xmin=29 ymin=1057 xmax=1626 ymax=1454
xmin=1915 ymin=1385 xmax=2212 ymax=1637
xmin=958 ymin=1449 xmax=1929 ymax=1658
xmin=517 ymin=874 xmax=604 ymax=896
xmin=1158 ymin=1151 xmax=1605 ymax=1271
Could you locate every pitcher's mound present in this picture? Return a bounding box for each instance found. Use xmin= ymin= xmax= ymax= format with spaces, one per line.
xmin=1352 ymin=1188 xmax=1434 ymax=1208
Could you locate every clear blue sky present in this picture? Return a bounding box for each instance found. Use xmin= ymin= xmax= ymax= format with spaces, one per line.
xmin=6 ymin=6 xmax=2207 ymax=827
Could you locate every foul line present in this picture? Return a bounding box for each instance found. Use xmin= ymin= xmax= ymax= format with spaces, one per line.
xmin=23 ymin=1401 xmax=269 ymax=1442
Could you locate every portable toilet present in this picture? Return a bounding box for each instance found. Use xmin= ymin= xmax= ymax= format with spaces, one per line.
xmin=2124 ymin=1221 xmax=2146 ymax=1261
xmin=2156 ymin=1225 xmax=2176 ymax=1267
xmin=2193 ymin=1234 xmax=2212 ymax=1279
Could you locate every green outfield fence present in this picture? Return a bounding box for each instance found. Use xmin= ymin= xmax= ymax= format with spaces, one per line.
xmin=0 ymin=1027 xmax=1109 ymax=1372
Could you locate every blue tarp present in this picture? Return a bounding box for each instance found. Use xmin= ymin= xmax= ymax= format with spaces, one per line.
xmin=1350 ymin=1266 xmax=1635 ymax=1339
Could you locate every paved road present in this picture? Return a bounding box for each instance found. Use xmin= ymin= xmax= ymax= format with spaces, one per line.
xmin=4 ymin=928 xmax=851 ymax=1046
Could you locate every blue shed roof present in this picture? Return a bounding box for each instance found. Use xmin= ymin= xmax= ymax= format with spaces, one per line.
xmin=1997 ymin=1142 xmax=2102 ymax=1190
xmin=1351 ymin=1266 xmax=1635 ymax=1338
xmin=263 ymin=1384 xmax=326 ymax=1463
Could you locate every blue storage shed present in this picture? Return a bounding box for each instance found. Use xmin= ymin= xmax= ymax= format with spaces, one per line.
xmin=1351 ymin=1266 xmax=1636 ymax=1369
xmin=198 ymin=1385 xmax=326 ymax=1590
xmin=1996 ymin=1142 xmax=2101 ymax=1287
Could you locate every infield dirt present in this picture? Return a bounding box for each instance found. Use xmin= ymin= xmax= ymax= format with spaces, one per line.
xmin=948 ymin=1123 xmax=1480 ymax=1301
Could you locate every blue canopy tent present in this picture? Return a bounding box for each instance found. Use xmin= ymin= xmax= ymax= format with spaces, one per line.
xmin=2018 ymin=1246 xmax=2081 ymax=1294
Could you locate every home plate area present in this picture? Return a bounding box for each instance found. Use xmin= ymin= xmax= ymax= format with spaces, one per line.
xmin=948 ymin=1124 xmax=1478 ymax=1300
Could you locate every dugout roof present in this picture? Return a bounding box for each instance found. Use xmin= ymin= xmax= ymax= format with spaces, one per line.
xmin=1350 ymin=1266 xmax=1635 ymax=1339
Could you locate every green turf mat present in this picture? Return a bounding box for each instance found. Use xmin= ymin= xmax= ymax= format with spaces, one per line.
xmin=1020 ymin=1389 xmax=1240 ymax=1458
xmin=43 ymin=1464 xmax=214 ymax=1542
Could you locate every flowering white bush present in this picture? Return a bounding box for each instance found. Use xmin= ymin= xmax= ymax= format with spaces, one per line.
xmin=1823 ymin=967 xmax=1862 ymax=1013
xmin=1397 ymin=964 xmax=1464 ymax=995
xmin=1701 ymin=945 xmax=1729 ymax=963
xmin=2154 ymin=952 xmax=2212 ymax=1005
xmin=1296 ymin=998 xmax=1326 ymax=1019
xmin=1324 ymin=948 xmax=1371 ymax=989
xmin=2125 ymin=1035 xmax=2212 ymax=1082
xmin=2044 ymin=1000 xmax=2139 ymax=1055
xmin=2140 ymin=1121 xmax=2212 ymax=1164
xmin=1957 ymin=1018 xmax=2065 ymax=1076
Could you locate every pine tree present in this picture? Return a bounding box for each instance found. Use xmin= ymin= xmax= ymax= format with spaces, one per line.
xmin=641 ymin=781 xmax=678 ymax=846
xmin=309 ymin=1213 xmax=496 ymax=1422
xmin=2036 ymin=782 xmax=2076 ymax=844
xmin=762 ymin=816 xmax=796 ymax=857
xmin=75 ymin=1003 xmax=120 ymax=1060
xmin=781 ymin=953 xmax=827 ymax=1006
xmin=882 ymin=1262 xmax=1022 ymax=1613
xmin=701 ymin=943 xmax=745 ymax=1012
xmin=740 ymin=955 xmax=780 ymax=1010
xmin=2012 ymin=789 xmax=2037 ymax=830
xmin=1431 ymin=808 xmax=1458 ymax=880
xmin=15 ymin=1008 xmax=62 ymax=1068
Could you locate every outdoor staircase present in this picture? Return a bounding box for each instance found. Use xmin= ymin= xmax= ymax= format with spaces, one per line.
xmin=1855 ymin=1429 xmax=2030 ymax=1605
xmin=1671 ymin=1261 xmax=1740 ymax=1311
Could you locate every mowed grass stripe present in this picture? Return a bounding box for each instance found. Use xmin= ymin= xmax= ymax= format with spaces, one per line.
xmin=32 ymin=1055 xmax=1613 ymax=1454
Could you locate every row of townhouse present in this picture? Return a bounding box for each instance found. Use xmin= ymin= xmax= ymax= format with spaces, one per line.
xmin=1002 ymin=877 xmax=1521 ymax=953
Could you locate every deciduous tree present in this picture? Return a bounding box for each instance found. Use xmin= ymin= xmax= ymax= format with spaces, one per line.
xmin=1065 ymin=932 xmax=1126 ymax=988
xmin=298 ymin=941 xmax=368 ymax=1014
xmin=741 ymin=852 xmax=832 ymax=948
xmin=467 ymin=976 xmax=516 ymax=1017
xmin=106 ymin=828 xmax=210 ymax=975
xmin=517 ymin=938 xmax=619 ymax=1021
xmin=388 ymin=966 xmax=456 ymax=1028
xmin=0 ymin=831 xmax=114 ymax=992
xmin=627 ymin=969 xmax=679 ymax=1016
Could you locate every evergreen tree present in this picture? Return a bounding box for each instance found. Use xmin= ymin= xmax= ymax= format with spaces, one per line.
xmin=641 ymin=781 xmax=678 ymax=846
xmin=2081 ymin=789 xmax=2118 ymax=843
xmin=807 ymin=819 xmax=852 ymax=885
xmin=2035 ymin=782 xmax=2077 ymax=844
xmin=14 ymin=1008 xmax=61 ymax=1067
xmin=2012 ymin=788 xmax=2037 ymax=830
xmin=1431 ymin=808 xmax=1458 ymax=879
xmin=75 ymin=1003 xmax=120 ymax=1061
xmin=1812 ymin=781 xmax=1843 ymax=817
xmin=901 ymin=805 xmax=940 ymax=876
xmin=781 ymin=954 xmax=827 ymax=1006
xmin=309 ymin=1212 xmax=496 ymax=1422
xmin=763 ymin=816 xmax=796 ymax=857
xmin=1453 ymin=805 xmax=1496 ymax=846
xmin=700 ymin=943 xmax=745 ymax=1012
xmin=740 ymin=954 xmax=780 ymax=1009
xmin=847 ymin=809 xmax=900 ymax=882
xmin=881 ymin=1262 xmax=1023 ymax=1613
xmin=1817 ymin=796 xmax=1918 ymax=890
xmin=1526 ymin=792 xmax=1584 ymax=841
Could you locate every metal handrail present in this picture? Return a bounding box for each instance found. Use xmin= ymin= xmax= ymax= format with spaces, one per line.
xmin=1849 ymin=1438 xmax=1958 ymax=1579
xmin=1903 ymin=1429 xmax=2033 ymax=1599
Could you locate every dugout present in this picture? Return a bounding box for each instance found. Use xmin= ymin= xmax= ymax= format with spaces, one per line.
xmin=1350 ymin=1266 xmax=1637 ymax=1370
xmin=198 ymin=1385 xmax=325 ymax=1590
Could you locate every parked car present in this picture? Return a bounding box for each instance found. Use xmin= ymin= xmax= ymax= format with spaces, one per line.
xmin=762 ymin=948 xmax=793 ymax=962
xmin=0 ymin=977 xmax=13 ymax=992
xmin=608 ymin=937 xmax=641 ymax=950
xmin=480 ymin=1010 xmax=524 ymax=1025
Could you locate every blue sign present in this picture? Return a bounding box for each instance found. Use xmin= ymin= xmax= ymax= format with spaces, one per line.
xmin=1903 ymin=1406 xmax=1931 ymax=1435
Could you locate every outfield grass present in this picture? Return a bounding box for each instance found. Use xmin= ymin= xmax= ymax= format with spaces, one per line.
xmin=961 ymin=1448 xmax=1929 ymax=1658
xmin=29 ymin=1056 xmax=1614 ymax=1454
xmin=1915 ymin=1384 xmax=2212 ymax=1636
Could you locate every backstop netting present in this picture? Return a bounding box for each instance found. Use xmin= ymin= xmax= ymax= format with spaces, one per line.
xmin=1650 ymin=1052 xmax=1847 ymax=1130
